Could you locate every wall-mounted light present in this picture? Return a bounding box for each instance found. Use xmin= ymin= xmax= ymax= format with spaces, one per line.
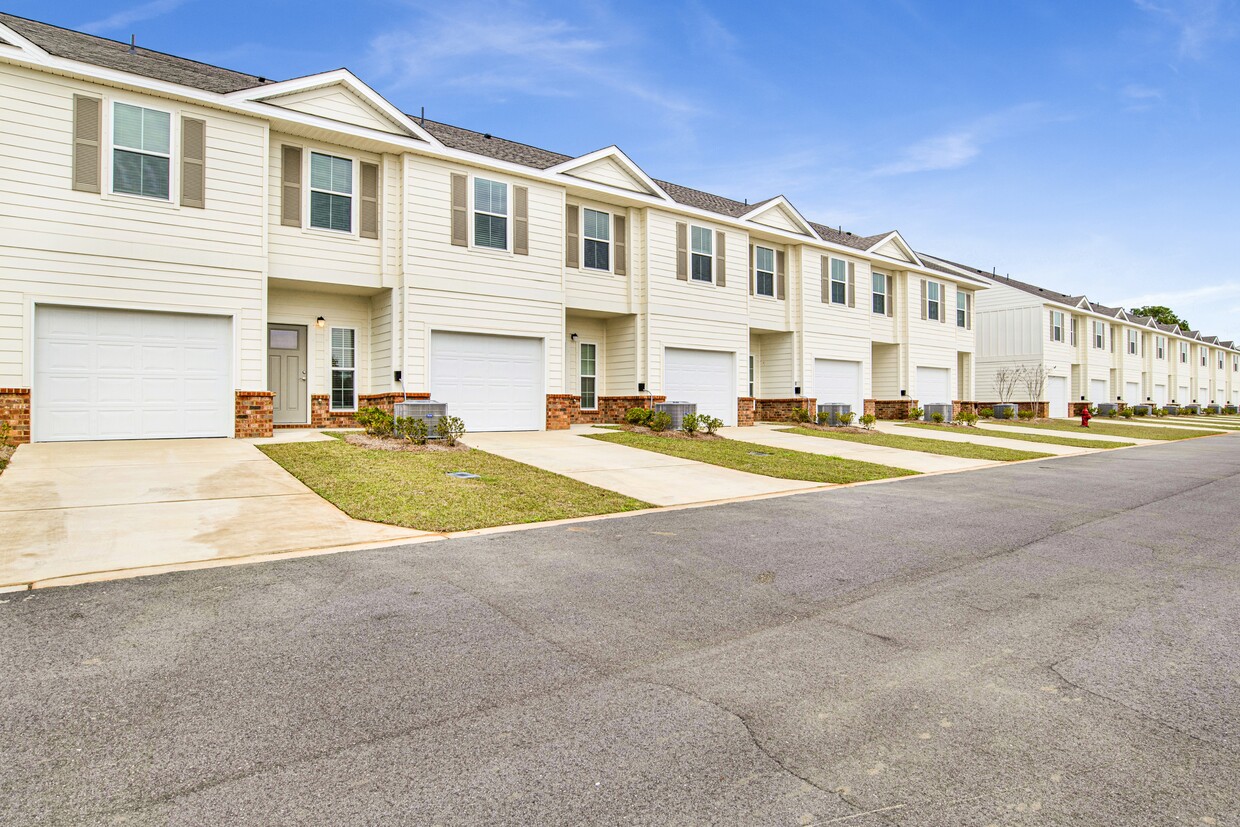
xmin=570 ymin=333 xmax=578 ymax=341
xmin=794 ymin=385 xmax=801 ymax=396
xmin=900 ymin=389 xmax=907 ymax=397
xmin=315 ymin=316 xmax=326 ymax=329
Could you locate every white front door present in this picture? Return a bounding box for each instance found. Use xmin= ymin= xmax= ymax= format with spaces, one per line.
xmin=1154 ymin=384 xmax=1167 ymax=407
xmin=33 ymin=305 xmax=232 ymax=442
xmin=430 ymin=332 xmax=544 ymax=432
xmin=1090 ymin=379 xmax=1108 ymax=403
xmin=916 ymin=366 xmax=951 ymax=405
xmin=1047 ymin=375 xmax=1069 ymax=418
xmin=1124 ymin=381 xmax=1140 ymax=406
xmin=813 ymin=359 xmax=863 ymax=414
xmin=664 ymin=348 xmax=736 ymax=425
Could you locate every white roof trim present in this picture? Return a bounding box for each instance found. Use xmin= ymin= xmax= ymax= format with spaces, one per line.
xmin=739 ymin=195 xmax=820 ymax=239
xmin=866 ymin=231 xmax=923 ymax=266
xmin=0 ymin=20 xmax=53 ymax=63
xmin=227 ymin=68 xmax=442 ymax=146
xmin=545 ymin=146 xmax=671 ymax=201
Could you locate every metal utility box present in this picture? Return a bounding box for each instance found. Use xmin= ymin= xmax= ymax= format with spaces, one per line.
xmin=1132 ymin=404 xmax=1153 ymax=416
xmin=654 ymin=402 xmax=696 ymax=430
xmin=394 ymin=400 xmax=447 ymax=436
xmin=923 ymin=403 xmax=953 ymax=423
xmin=816 ymin=403 xmax=852 ymax=426
xmin=992 ymin=403 xmax=1018 ymax=420
xmin=1164 ymin=404 xmax=1180 ymax=415
xmin=1183 ymin=404 xmax=1200 ymax=414
xmin=1095 ymin=403 xmax=1117 ymax=416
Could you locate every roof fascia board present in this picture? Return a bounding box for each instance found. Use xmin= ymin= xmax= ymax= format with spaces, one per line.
xmin=739 ymin=195 xmax=820 ymax=239
xmin=545 ymin=145 xmax=671 ymax=202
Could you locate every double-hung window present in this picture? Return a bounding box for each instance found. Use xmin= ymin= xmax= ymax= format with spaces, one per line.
xmin=1093 ymin=321 xmax=1105 ymax=349
xmin=690 ymin=226 xmax=713 ymax=282
xmin=1219 ymin=354 xmax=1225 ymax=369
xmin=112 ymin=102 xmax=171 ymax=199
xmin=309 ymin=152 xmax=353 ymax=232
xmin=748 ymin=354 xmax=755 ymax=397
xmin=1127 ymin=330 xmax=1138 ymax=355
xmin=473 ymin=177 xmax=508 ymax=249
xmin=1050 ymin=311 xmax=1064 ymax=342
xmin=1070 ymin=318 xmax=1078 ymax=346
xmin=1233 ymin=355 xmax=1238 ymax=373
xmin=1156 ymin=336 xmax=1165 ymax=359
xmin=1201 ymin=347 xmax=1208 ymax=367
xmin=957 ymin=292 xmax=969 ymax=327
xmin=1180 ymin=342 xmax=1189 ymax=363
xmin=829 ymin=258 xmax=847 ymax=304
xmin=582 ymin=208 xmax=610 ymax=271
xmin=926 ymin=281 xmax=941 ymax=321
xmin=754 ymin=246 xmax=775 ymax=297
xmin=871 ymin=272 xmax=887 ymax=315
xmin=579 ymin=343 xmax=597 ymax=410
xmin=330 ymin=328 xmax=357 ymax=411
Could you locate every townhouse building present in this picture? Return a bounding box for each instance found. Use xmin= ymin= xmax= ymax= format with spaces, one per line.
xmin=0 ymin=13 xmax=987 ymax=444
xmin=932 ymin=256 xmax=1240 ymax=414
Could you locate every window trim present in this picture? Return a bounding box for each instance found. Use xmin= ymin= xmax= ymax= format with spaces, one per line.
xmin=107 ymin=97 xmax=176 ymax=203
xmin=829 ymin=257 xmax=848 ymax=305
xmin=1051 ymin=310 xmax=1064 ymax=342
xmin=1127 ymin=329 xmax=1138 ymax=355
xmin=306 ymin=150 xmax=357 ymax=235
xmin=748 ymin=353 xmax=756 ymax=397
xmin=689 ymin=224 xmax=714 ymax=283
xmin=1070 ymin=317 xmax=1078 ymax=347
xmin=329 ymin=326 xmax=358 ymax=412
xmin=926 ymin=281 xmax=941 ymax=321
xmin=753 ymin=245 xmax=776 ymax=298
xmin=1180 ymin=342 xmax=1189 ymax=363
xmin=957 ymin=291 xmax=969 ymax=328
xmin=470 ymin=174 xmax=512 ymax=252
xmin=578 ymin=341 xmax=598 ymax=410
xmin=1201 ymin=347 xmax=1208 ymax=367
xmin=581 ymin=207 xmax=612 ymax=272
xmin=1094 ymin=320 xmax=1105 ymax=349
xmin=871 ymin=271 xmax=887 ymax=315
xmin=1156 ymin=336 xmax=1165 ymax=360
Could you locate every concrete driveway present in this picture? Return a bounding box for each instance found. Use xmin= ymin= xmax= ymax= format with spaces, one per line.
xmin=0 ymin=438 xmax=428 ymax=588
xmin=724 ymin=423 xmax=1000 ymax=471
xmin=463 ymin=426 xmax=825 ymax=506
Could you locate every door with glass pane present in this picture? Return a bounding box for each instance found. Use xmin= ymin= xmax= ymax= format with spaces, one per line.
xmin=268 ymin=324 xmax=308 ymax=425
xmin=579 ymin=343 xmax=597 ymax=410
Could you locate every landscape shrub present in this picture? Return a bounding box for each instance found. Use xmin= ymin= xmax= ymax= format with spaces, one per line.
xmin=1155 ymin=407 xmax=1168 ymax=417
xmin=1134 ymin=407 xmax=1149 ymax=417
xmin=625 ymin=407 xmax=653 ymax=427
xmin=789 ymin=407 xmax=812 ymax=424
xmin=1120 ymin=407 xmax=1135 ymax=419
xmin=930 ymin=412 xmax=944 ymax=423
xmin=978 ymin=407 xmax=994 ymax=419
xmin=908 ymin=407 xmax=924 ymax=420
xmin=681 ymin=412 xmax=700 ymax=436
xmin=435 ymin=415 xmax=466 ymax=447
xmin=355 ymin=407 xmax=394 ymax=437
xmin=1018 ymin=409 xmax=1035 ymax=420
xmin=396 ymin=417 xmax=429 ymax=445
xmin=816 ymin=411 xmax=832 ymax=426
xmin=859 ymin=414 xmax=877 ymax=430
xmin=648 ymin=411 xmax=672 ymax=432
xmin=957 ymin=411 xmax=979 ymax=426
xmin=837 ymin=411 xmax=856 ymax=427
xmin=700 ymin=415 xmax=724 ymax=435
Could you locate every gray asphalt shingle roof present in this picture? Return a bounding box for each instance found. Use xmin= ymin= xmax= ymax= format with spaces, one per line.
xmin=923 ymin=256 xmax=1085 ymax=303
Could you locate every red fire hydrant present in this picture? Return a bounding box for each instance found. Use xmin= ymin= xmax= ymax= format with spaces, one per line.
xmin=1080 ymin=407 xmax=1092 ymax=428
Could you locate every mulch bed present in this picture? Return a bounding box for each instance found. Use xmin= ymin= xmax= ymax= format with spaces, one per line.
xmin=792 ymin=423 xmax=874 ymax=435
xmin=343 ymin=433 xmax=469 ymax=453
xmin=619 ymin=425 xmax=723 ymax=440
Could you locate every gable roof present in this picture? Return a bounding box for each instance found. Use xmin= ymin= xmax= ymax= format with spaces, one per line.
xmin=545 ymin=146 xmax=670 ymax=200
xmin=739 ymin=195 xmax=818 ymax=237
xmin=0 ymin=12 xmax=270 ymax=94
xmin=867 ymin=231 xmax=922 ymax=265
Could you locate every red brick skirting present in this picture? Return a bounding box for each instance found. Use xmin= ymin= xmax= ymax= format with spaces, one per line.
xmin=546 ymin=394 xmax=575 ymax=430
xmin=275 ymin=391 xmax=432 ymax=430
xmin=754 ymin=397 xmax=816 ymax=423
xmin=737 ymin=397 xmax=755 ymax=427
xmin=1070 ymin=402 xmax=1091 ymax=417
xmin=235 ymin=390 xmax=274 ymax=438
xmin=874 ymin=399 xmax=918 ymax=420
xmin=952 ymin=400 xmax=979 ymax=418
xmin=0 ymin=387 xmax=31 ymax=445
xmin=863 ymin=399 xmax=877 ymax=417
xmin=547 ymin=395 xmax=670 ymax=428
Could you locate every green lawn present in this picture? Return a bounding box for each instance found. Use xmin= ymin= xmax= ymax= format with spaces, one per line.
xmin=781 ymin=426 xmax=1051 ymax=462
xmin=585 ymin=431 xmax=916 ymax=484
xmin=986 ymin=419 xmax=1223 ymax=441
xmin=1165 ymin=417 xmax=1240 ymax=430
xmin=259 ymin=440 xmax=650 ymax=532
xmin=899 ymin=422 xmax=1133 ymax=450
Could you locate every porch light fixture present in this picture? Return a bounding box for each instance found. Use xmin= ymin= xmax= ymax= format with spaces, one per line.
xmin=315 ymin=316 xmax=326 ymax=328
xmin=570 ymin=333 xmax=578 ymax=341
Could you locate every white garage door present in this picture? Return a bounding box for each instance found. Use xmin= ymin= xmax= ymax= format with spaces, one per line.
xmin=664 ymin=348 xmax=735 ymax=426
xmin=1199 ymin=386 xmax=1209 ymax=404
xmin=1153 ymin=384 xmax=1167 ymax=407
xmin=34 ymin=306 xmax=231 ymax=442
xmin=1124 ymin=381 xmax=1140 ymax=406
xmin=430 ymin=332 xmax=543 ymax=432
xmin=1090 ymin=379 xmax=1108 ymax=403
xmin=916 ymin=366 xmax=951 ymax=405
xmin=1047 ymin=375 xmax=1069 ymax=418
xmin=1177 ymin=385 xmax=1189 ymax=404
xmin=813 ymin=359 xmax=862 ymax=415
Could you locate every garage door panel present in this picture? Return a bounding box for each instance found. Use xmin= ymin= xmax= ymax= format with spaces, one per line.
xmin=916 ymin=366 xmax=950 ymax=405
xmin=813 ymin=359 xmax=862 ymax=414
xmin=431 ymin=332 xmax=544 ymax=432
xmin=1091 ymin=379 xmax=1108 ymax=402
xmin=1048 ymin=375 xmax=1068 ymax=418
xmin=664 ymin=348 xmax=736 ymax=426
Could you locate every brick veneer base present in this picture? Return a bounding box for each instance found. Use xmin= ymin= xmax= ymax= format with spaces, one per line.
xmin=546 ymin=394 xmax=575 ymax=430
xmin=863 ymin=399 xmax=877 ymax=417
xmin=975 ymin=401 xmax=1050 ymax=418
xmin=235 ymin=390 xmax=274 ymax=438
xmin=274 ymin=392 xmax=432 ymax=430
xmin=548 ymin=395 xmax=669 ymax=428
xmin=0 ymin=387 xmax=31 ymax=445
xmin=737 ymin=397 xmax=755 ymax=427
xmin=874 ymin=399 xmax=918 ymax=420
xmin=754 ymin=397 xmax=817 ymax=423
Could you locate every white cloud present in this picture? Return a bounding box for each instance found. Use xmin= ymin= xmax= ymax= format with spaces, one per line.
xmin=1132 ymin=0 xmax=1237 ymax=59
xmin=80 ymin=0 xmax=188 ymax=35
xmin=872 ymin=103 xmax=1046 ymax=177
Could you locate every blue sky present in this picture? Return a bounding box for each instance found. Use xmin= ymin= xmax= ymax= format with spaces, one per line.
xmin=12 ymin=0 xmax=1240 ymax=337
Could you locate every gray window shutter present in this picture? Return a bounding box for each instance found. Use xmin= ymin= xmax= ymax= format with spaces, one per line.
xmin=940 ymin=283 xmax=946 ymax=324
xmin=614 ymin=214 xmax=627 ymax=276
xmin=1049 ymin=310 xmax=1055 ymax=341
xmin=847 ymin=262 xmax=855 ymax=308
xmin=359 ymin=161 xmax=379 ymax=239
xmin=776 ymin=249 xmax=786 ymax=300
xmin=715 ymin=230 xmax=726 ymax=287
xmin=450 ymin=172 xmax=467 ymax=246
xmin=966 ymin=293 xmax=972 ymax=329
xmin=180 ymin=117 xmax=206 ymax=208
xmin=513 ymin=185 xmax=529 ymax=255
xmin=749 ymin=244 xmax=755 ymax=295
xmin=72 ymin=94 xmax=102 ymax=193
xmin=676 ymin=222 xmax=688 ymax=281
xmin=280 ymin=145 xmax=302 ymax=227
xmin=886 ymin=275 xmax=894 ymax=317
xmin=565 ymin=204 xmax=579 ymax=268
xmin=920 ymin=279 xmax=928 ymax=320
xmin=821 ymin=256 xmax=830 ymax=303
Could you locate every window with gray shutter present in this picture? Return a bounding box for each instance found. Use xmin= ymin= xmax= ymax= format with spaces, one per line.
xmin=513 ymin=185 xmax=529 ymax=255
xmin=112 ymin=102 xmax=171 ymax=200
xmin=180 ymin=117 xmax=205 ymax=209
xmin=72 ymin=95 xmax=102 ymax=193
xmin=715 ymin=230 xmax=726 ymax=287
xmin=309 ymin=152 xmax=353 ymax=233
xmin=613 ymin=214 xmax=627 ymax=276
xmin=450 ymin=172 xmax=467 ymax=246
xmin=359 ymin=161 xmax=379 ymax=238
xmin=775 ymin=249 xmax=785 ymax=300
xmin=566 ymin=204 xmax=580 ymax=267
xmin=280 ymin=145 xmax=302 ymax=227
xmin=676 ymin=222 xmax=688 ymax=280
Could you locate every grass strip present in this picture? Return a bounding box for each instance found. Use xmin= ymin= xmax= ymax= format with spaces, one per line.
xmin=899 ymin=422 xmax=1133 ymax=450
xmin=782 ymin=426 xmax=1051 ymax=461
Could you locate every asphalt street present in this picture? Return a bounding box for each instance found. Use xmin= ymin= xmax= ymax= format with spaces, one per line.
xmin=2 ymin=435 xmax=1238 ymax=826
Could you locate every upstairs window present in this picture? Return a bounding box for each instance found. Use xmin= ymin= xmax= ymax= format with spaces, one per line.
xmin=1093 ymin=320 xmax=1105 ymax=349
xmin=309 ymin=152 xmax=353 ymax=232
xmin=754 ymin=246 xmax=775 ymax=297
xmin=112 ymin=102 xmax=171 ymax=199
xmin=473 ymin=177 xmax=508 ymax=249
xmin=927 ymin=281 xmax=941 ymax=321
xmin=1070 ymin=318 xmax=1078 ymax=346
xmin=872 ymin=272 xmax=887 ymax=315
xmin=1233 ymin=355 xmax=1238 ymax=372
xmin=690 ymin=226 xmax=713 ymax=282
xmin=1220 ymin=354 xmax=1225 ymax=369
xmin=1127 ymin=329 xmax=1138 ymax=355
xmin=957 ymin=292 xmax=969 ymax=328
xmin=582 ymin=208 xmax=611 ymax=271
xmin=830 ymin=258 xmax=847 ymax=304
xmin=1180 ymin=342 xmax=1189 ymax=363
xmin=1201 ymin=347 xmax=1208 ymax=367
xmin=1156 ymin=337 xmax=1165 ymax=359
xmin=1050 ymin=311 xmax=1064 ymax=342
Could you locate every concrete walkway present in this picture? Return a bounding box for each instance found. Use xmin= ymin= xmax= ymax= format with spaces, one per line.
xmin=0 ymin=438 xmax=428 ymax=588
xmin=463 ymin=426 xmax=824 ymax=506
xmin=724 ymin=424 xmax=999 ymax=471
xmin=976 ymin=421 xmax=1160 ymax=444
xmin=876 ymin=421 xmax=1099 ymax=456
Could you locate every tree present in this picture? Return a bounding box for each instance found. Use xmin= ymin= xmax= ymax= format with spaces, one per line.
xmin=1130 ymin=305 xmax=1189 ymax=330
xmin=1020 ymin=364 xmax=1049 ymax=403
xmin=993 ymin=365 xmax=1025 ymax=403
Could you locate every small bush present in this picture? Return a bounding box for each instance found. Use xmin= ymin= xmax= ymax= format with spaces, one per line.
xmin=908 ymin=407 xmax=924 ymax=420
xmin=1134 ymin=407 xmax=1149 ymax=417
xmin=1155 ymin=407 xmax=1168 ymax=417
xmin=978 ymin=407 xmax=994 ymax=419
xmin=816 ymin=411 xmax=832 ymax=426
xmin=0 ymin=421 xmax=10 ymax=448
xmin=648 ymin=411 xmax=672 ymax=432
xmin=435 ymin=415 xmax=466 ymax=446
xmin=1018 ymin=409 xmax=1036 ymax=421
xmin=625 ymin=407 xmax=653 ymax=427
xmin=789 ymin=407 xmax=812 ymax=424
xmin=681 ymin=412 xmax=700 ymax=436
xmin=1120 ymin=407 xmax=1135 ymax=419
xmin=1106 ymin=408 xmax=1118 ymax=417
xmin=930 ymin=412 xmax=944 ymax=423
xmin=355 ymin=406 xmax=394 ymax=437
xmin=396 ymin=417 xmax=429 ymax=445
xmin=837 ymin=411 xmax=856 ymax=427
xmin=957 ymin=411 xmax=979 ymax=427
xmin=700 ymin=415 xmax=724 ymax=435
xmin=859 ymin=413 xmax=877 ymax=430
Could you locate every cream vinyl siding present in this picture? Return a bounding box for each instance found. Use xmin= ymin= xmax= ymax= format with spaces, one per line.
xmin=754 ymin=332 xmax=794 ymax=397
xmin=749 ymin=205 xmax=803 ymax=234
xmin=564 ymin=315 xmax=607 ymax=396
xmin=747 ymin=239 xmax=792 ymax=333
xmin=266 ymin=85 xmax=404 ymax=134
xmin=401 ymin=156 xmax=564 ymax=396
xmin=802 ymin=249 xmax=872 ymax=403
xmin=603 ymin=314 xmax=637 ymax=395
xmin=564 ymin=156 xmax=651 ymax=193
xmin=268 ymin=288 xmax=372 ymax=397
xmin=565 ymin=197 xmax=631 ymax=314
xmin=369 ymin=289 xmax=394 ymax=394
xmin=870 ymin=343 xmax=900 ymax=398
